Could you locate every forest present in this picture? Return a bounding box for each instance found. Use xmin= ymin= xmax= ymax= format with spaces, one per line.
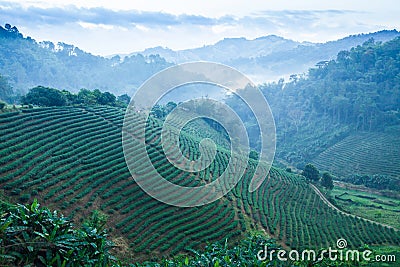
xmin=0 ymin=24 xmax=171 ymax=100
xmin=260 ymin=37 xmax=400 ymax=168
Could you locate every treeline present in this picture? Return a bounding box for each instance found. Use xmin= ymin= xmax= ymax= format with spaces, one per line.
xmin=20 ymin=86 xmax=130 ymax=107
xmin=0 ymin=23 xmax=22 ymax=39
xmin=341 ymin=174 xmax=400 ymax=192
xmin=263 ymin=36 xmax=400 ymax=131
xmin=0 ymin=23 xmax=171 ymax=98
xmin=259 ymin=37 xmax=400 ymax=167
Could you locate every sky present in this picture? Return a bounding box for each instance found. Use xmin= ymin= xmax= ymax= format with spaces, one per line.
xmin=0 ymin=0 xmax=398 ymax=56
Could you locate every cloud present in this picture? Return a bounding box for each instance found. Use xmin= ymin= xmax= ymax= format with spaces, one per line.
xmin=0 ymin=1 xmax=390 ymax=56
xmin=0 ymin=1 xmax=360 ymax=31
xmin=0 ymin=1 xmax=236 ymax=28
xmin=244 ymin=9 xmax=364 ymax=28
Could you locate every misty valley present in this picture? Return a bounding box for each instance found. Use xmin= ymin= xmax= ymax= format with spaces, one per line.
xmin=0 ymin=24 xmax=399 ymax=266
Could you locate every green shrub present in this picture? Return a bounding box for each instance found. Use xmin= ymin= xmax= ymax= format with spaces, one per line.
xmin=0 ymin=199 xmax=118 ymax=266
xmin=18 ymin=193 xmax=31 ymax=202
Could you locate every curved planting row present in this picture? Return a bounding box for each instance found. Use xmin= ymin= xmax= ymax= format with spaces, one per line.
xmin=1 ymin=106 xmax=398 ymax=260
xmin=314 ymin=132 xmax=400 ymax=179
xmin=0 ymin=106 xmax=242 ymax=260
xmin=237 ymin=166 xmax=400 ymax=250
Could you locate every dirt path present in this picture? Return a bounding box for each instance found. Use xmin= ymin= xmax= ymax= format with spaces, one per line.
xmin=310 ymin=184 xmax=398 ymax=231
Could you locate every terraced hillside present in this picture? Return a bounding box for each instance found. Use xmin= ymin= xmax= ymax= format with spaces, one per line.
xmin=0 ymin=106 xmax=399 ymax=260
xmin=313 ymin=131 xmax=400 ymax=180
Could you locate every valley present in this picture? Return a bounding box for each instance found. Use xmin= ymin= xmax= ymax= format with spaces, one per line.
xmin=0 ymin=23 xmax=399 ymax=266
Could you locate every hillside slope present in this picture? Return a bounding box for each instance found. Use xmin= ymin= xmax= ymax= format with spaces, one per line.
xmin=0 ymin=106 xmax=399 ymax=260
xmin=313 ymin=131 xmax=400 ymax=191
xmin=0 ymin=24 xmax=171 ymax=97
xmin=134 ymin=30 xmax=400 ymax=82
xmin=260 ymin=36 xmax=400 ymax=174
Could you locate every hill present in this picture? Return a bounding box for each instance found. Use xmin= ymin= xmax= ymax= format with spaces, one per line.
xmin=137 ymin=35 xmax=301 ymax=64
xmin=0 ymin=24 xmax=171 ymax=99
xmin=259 ymin=36 xmax=400 ymax=180
xmin=314 ymin=131 xmax=400 ymax=179
xmin=1 ymin=24 xmax=399 ymax=102
xmin=313 ymin=130 xmax=400 ymax=191
xmin=0 ymin=106 xmax=399 ymax=261
xmin=134 ymin=30 xmax=400 ymax=82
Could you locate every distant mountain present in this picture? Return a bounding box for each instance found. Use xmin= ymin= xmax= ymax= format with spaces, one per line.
xmin=133 ymin=30 xmax=400 ymax=83
xmin=139 ymin=35 xmax=302 ymax=63
xmin=0 ymin=24 xmax=171 ymax=101
xmin=1 ymin=23 xmax=399 ymax=103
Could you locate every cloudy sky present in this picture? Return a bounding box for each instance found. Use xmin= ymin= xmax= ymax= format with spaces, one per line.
xmin=0 ymin=0 xmax=398 ymax=56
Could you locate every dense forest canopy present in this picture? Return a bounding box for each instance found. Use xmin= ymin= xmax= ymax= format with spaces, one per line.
xmin=0 ymin=24 xmax=171 ymax=101
xmin=260 ymin=37 xmax=400 ymax=168
xmin=20 ymin=86 xmax=129 ymax=107
xmin=0 ymin=23 xmax=399 ymax=105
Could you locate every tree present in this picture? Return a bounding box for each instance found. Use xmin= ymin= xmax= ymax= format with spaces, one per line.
xmin=321 ymin=172 xmax=334 ymax=190
xmin=22 ymin=86 xmax=66 ymax=106
xmin=61 ymin=89 xmax=78 ymax=105
xmin=77 ymin=88 xmax=97 ymax=105
xmin=0 ymin=74 xmax=13 ymax=103
xmin=249 ymin=150 xmax=259 ymax=161
xmin=98 ymin=91 xmax=116 ymax=106
xmin=1 ymin=23 xmax=22 ymax=38
xmin=117 ymin=94 xmax=131 ymax=105
xmin=315 ymin=60 xmax=329 ymax=68
xmin=165 ymin=101 xmax=177 ymax=114
xmin=302 ymin=163 xmax=320 ymax=182
xmin=150 ymin=104 xmax=165 ymax=118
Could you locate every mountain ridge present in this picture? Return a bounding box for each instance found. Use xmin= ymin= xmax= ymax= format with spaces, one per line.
xmin=131 ymin=29 xmax=400 ymax=82
xmin=0 ymin=25 xmax=399 ymax=100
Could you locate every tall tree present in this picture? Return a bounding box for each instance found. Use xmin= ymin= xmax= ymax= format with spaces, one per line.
xmin=0 ymin=74 xmax=13 ymax=103
xmin=97 ymin=91 xmax=116 ymax=106
xmin=22 ymin=86 xmax=66 ymax=107
xmin=302 ymin=163 xmax=320 ymax=182
xmin=117 ymin=94 xmax=131 ymax=105
xmin=321 ymin=172 xmax=334 ymax=190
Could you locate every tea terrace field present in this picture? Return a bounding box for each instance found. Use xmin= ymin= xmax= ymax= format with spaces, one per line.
xmin=0 ymin=106 xmax=399 ymax=260
xmin=313 ymin=131 xmax=400 ymax=179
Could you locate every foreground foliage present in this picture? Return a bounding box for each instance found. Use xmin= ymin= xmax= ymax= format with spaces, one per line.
xmin=134 ymin=235 xmax=280 ymax=267
xmin=0 ymin=200 xmax=392 ymax=267
xmin=134 ymin=234 xmax=378 ymax=267
xmin=0 ymin=199 xmax=117 ymax=266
